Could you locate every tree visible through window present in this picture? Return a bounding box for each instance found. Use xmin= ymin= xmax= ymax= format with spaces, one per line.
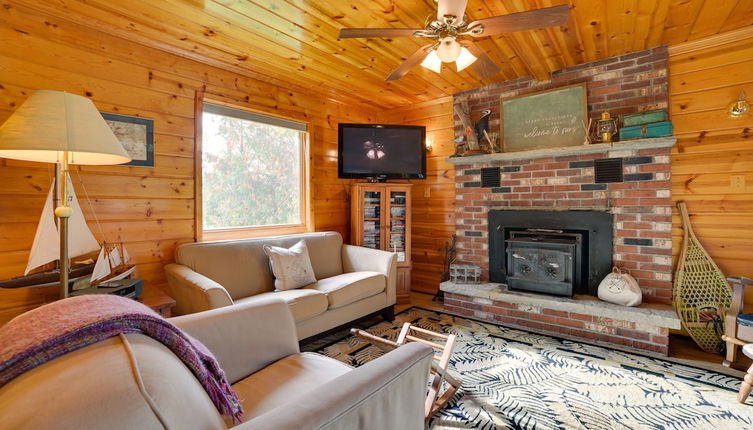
xmin=202 ymin=105 xmax=305 ymax=230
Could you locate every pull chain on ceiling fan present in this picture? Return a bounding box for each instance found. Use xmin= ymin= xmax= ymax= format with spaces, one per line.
xmin=338 ymin=0 xmax=569 ymax=81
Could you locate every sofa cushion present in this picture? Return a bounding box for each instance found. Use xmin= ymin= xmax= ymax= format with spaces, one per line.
xmin=263 ymin=240 xmax=317 ymax=291
xmin=239 ymin=289 xmax=328 ymax=322
xmin=232 ymin=352 xmax=352 ymax=420
xmin=271 ymin=232 xmax=344 ymax=280
xmin=306 ymin=271 xmax=386 ymax=309
xmin=174 ymin=232 xmax=344 ymax=300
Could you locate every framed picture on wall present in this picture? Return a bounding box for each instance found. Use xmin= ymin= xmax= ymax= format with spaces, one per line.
xmin=101 ymin=112 xmax=154 ymax=167
xmin=500 ymin=83 xmax=588 ymax=152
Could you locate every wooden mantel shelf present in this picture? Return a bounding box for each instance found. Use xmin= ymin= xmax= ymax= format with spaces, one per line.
xmin=445 ymin=136 xmax=677 ymax=165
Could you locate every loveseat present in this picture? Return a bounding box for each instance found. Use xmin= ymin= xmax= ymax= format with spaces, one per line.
xmin=0 ymin=298 xmax=434 ymax=429
xmin=165 ymin=232 xmax=396 ymax=340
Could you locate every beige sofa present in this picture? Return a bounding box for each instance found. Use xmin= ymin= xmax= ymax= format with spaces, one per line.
xmin=0 ymin=298 xmax=434 ymax=430
xmin=165 ymin=232 xmax=397 ymax=340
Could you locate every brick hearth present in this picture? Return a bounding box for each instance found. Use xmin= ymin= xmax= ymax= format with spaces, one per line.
xmin=441 ymin=282 xmax=681 ymax=356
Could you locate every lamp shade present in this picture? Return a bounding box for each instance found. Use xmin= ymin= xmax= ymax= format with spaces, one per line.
xmin=0 ymin=90 xmax=131 ymax=165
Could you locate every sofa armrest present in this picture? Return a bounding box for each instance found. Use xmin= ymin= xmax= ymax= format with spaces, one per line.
xmin=238 ymin=342 xmax=433 ymax=430
xmin=170 ymin=298 xmax=300 ymax=384
xmin=165 ymin=263 xmax=234 ymax=315
xmin=342 ymin=245 xmax=398 ymax=305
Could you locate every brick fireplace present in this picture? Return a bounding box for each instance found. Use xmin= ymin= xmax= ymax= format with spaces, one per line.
xmin=439 ymin=47 xmax=681 ymax=356
xmin=452 ymin=140 xmax=674 ymax=302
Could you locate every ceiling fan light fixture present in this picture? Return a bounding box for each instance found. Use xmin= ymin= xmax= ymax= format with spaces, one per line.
xmin=455 ymin=46 xmax=477 ymax=72
xmin=436 ymin=37 xmax=461 ymax=62
xmin=420 ymin=50 xmax=442 ymax=73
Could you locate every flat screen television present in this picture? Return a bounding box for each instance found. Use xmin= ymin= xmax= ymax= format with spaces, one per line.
xmin=338 ymin=123 xmax=426 ymax=180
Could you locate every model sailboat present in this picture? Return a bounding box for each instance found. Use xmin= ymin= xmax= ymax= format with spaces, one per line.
xmin=0 ymin=175 xmax=135 ymax=289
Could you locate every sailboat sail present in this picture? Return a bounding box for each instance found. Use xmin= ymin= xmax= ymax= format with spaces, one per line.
xmin=24 ymin=185 xmax=61 ymax=275
xmin=122 ymin=246 xmax=130 ymax=264
xmin=66 ymin=176 xmax=100 ymax=258
xmin=23 ymin=176 xmax=100 ymax=275
xmin=90 ymin=247 xmax=110 ymax=283
xmin=91 ymin=244 xmax=134 ymax=284
xmin=109 ymin=246 xmax=122 ymax=268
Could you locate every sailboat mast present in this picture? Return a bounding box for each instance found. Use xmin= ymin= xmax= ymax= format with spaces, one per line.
xmin=104 ymin=241 xmax=114 ymax=272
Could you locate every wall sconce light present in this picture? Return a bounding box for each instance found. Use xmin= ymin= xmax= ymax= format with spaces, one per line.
xmin=728 ymin=91 xmax=750 ymax=118
xmin=425 ymin=141 xmax=433 ymax=153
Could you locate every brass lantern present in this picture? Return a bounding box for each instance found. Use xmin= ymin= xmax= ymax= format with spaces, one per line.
xmin=597 ymin=111 xmax=618 ymax=143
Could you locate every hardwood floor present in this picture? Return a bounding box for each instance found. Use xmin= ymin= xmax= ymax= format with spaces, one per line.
xmin=400 ymin=291 xmax=749 ymax=376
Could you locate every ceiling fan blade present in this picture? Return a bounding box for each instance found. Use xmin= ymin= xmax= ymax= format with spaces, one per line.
xmin=460 ymin=41 xmax=501 ymax=80
xmin=339 ymin=28 xmax=422 ymax=38
xmin=468 ymin=4 xmax=569 ymax=37
xmin=385 ymin=45 xmax=433 ymax=81
xmin=437 ymin=0 xmax=468 ymax=21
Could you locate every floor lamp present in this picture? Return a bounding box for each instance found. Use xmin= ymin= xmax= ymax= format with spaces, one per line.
xmin=0 ymin=90 xmax=131 ymax=299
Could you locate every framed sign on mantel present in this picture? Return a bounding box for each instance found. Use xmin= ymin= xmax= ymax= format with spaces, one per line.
xmin=500 ymin=83 xmax=587 ymax=153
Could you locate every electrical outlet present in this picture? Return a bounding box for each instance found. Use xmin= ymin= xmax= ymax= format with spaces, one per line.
xmin=731 ymin=174 xmax=746 ymax=192
xmin=424 ymin=187 xmax=431 ymax=198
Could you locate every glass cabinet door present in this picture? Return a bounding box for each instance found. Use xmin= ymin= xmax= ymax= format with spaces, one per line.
xmin=361 ymin=190 xmax=381 ymax=249
xmin=388 ymin=191 xmax=407 ymax=262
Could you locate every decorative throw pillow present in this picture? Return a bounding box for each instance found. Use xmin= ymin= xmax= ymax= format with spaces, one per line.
xmin=263 ymin=240 xmax=317 ymax=291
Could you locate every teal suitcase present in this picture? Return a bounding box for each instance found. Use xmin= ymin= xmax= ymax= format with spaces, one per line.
xmin=619 ymin=121 xmax=673 ymax=141
xmin=622 ymin=109 xmax=669 ymax=127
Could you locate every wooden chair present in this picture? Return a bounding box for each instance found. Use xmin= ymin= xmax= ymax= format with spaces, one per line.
xmin=722 ymin=276 xmax=753 ymax=367
xmin=351 ymin=323 xmax=462 ymax=421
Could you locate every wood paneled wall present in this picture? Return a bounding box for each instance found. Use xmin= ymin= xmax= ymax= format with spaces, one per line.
xmin=668 ymin=27 xmax=753 ymax=301
xmin=376 ymin=98 xmax=454 ymax=295
xmin=0 ymin=2 xmax=373 ymax=323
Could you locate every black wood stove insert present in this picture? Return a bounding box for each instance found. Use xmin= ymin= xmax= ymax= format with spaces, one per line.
xmin=506 ymin=229 xmax=582 ymax=297
xmin=489 ymin=210 xmax=613 ymax=297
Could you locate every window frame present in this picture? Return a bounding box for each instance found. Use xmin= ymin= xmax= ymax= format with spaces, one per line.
xmin=195 ymin=93 xmax=312 ymax=242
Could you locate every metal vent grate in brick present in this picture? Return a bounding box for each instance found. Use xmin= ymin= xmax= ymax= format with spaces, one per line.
xmin=594 ymin=158 xmax=624 ymax=183
xmin=481 ymin=167 xmax=501 ymax=188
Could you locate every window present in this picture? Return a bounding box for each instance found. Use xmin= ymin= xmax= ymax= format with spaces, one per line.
xmin=201 ymin=103 xmax=309 ymax=236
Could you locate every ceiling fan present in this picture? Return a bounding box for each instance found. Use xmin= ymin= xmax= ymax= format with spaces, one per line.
xmin=338 ymin=0 xmax=569 ymax=81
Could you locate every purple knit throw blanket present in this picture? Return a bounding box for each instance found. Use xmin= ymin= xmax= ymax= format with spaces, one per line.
xmin=0 ymin=295 xmax=243 ymax=423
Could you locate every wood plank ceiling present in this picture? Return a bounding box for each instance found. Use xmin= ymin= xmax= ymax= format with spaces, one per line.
xmin=8 ymin=0 xmax=753 ymax=110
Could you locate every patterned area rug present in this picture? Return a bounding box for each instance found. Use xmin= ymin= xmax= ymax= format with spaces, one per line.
xmin=307 ymin=307 xmax=753 ymax=429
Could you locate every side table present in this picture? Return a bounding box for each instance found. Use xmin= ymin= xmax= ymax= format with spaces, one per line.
xmin=138 ymin=286 xmax=177 ymax=318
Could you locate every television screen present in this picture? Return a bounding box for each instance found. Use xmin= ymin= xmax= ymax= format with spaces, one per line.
xmin=338 ymin=123 xmax=426 ymax=180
